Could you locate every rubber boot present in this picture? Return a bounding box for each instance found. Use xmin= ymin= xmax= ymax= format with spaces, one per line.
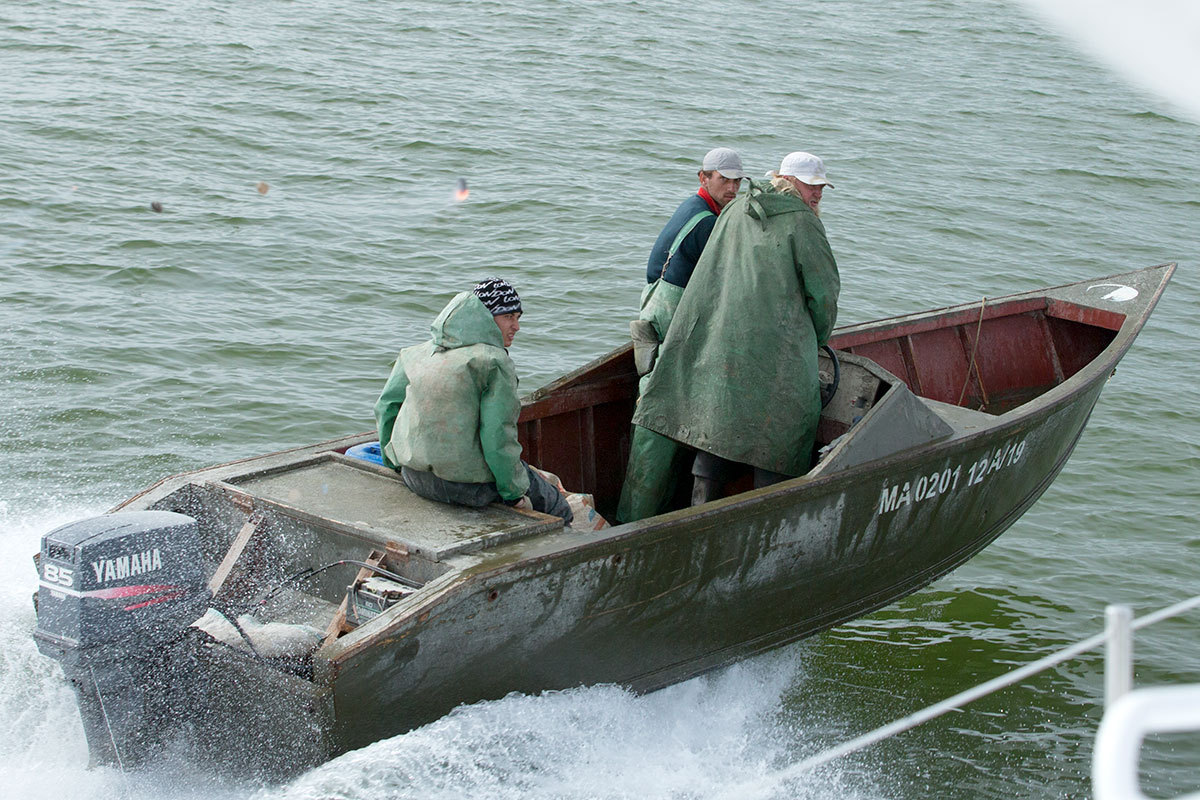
xmin=691 ymin=476 xmax=723 ymax=506
xmin=616 ymin=425 xmax=680 ymax=523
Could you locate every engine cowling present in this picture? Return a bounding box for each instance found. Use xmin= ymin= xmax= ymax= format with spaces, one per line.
xmin=33 ymin=510 xmax=211 ymax=766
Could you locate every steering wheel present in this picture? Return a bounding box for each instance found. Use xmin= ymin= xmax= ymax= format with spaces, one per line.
xmin=819 ymin=345 xmax=840 ymax=408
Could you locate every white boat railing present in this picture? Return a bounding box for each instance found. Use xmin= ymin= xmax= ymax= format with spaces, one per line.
xmin=745 ymin=594 xmax=1200 ymax=800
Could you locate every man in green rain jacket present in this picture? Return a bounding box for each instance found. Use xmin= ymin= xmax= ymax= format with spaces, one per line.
xmin=373 ymin=278 xmax=572 ymax=523
xmin=627 ymin=153 xmax=840 ymax=515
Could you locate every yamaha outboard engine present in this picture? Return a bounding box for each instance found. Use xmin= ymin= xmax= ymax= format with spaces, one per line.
xmin=33 ymin=510 xmax=210 ymax=767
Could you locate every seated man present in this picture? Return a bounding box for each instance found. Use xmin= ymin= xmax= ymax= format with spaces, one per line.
xmin=373 ymin=278 xmax=573 ymax=524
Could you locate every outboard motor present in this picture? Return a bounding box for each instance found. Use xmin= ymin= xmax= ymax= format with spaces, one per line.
xmin=33 ymin=510 xmax=210 ymax=767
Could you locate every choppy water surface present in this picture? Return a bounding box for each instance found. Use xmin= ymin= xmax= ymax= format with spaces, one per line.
xmin=2 ymin=1 xmax=1198 ymax=798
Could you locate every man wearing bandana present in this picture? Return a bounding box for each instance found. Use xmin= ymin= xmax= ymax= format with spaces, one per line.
xmin=374 ymin=278 xmax=573 ymax=523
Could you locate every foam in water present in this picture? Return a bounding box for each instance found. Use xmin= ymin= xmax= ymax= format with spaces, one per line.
xmin=0 ymin=504 xmax=113 ymax=799
xmin=261 ymin=654 xmax=883 ymax=800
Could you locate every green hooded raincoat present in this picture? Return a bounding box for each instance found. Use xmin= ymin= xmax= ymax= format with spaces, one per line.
xmin=373 ymin=291 xmax=530 ymax=501
xmin=631 ymin=179 xmax=840 ymax=476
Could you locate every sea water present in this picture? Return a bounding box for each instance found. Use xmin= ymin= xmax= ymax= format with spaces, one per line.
xmin=2 ymin=1 xmax=1199 ymax=798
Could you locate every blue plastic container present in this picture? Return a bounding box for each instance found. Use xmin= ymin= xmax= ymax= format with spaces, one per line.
xmin=345 ymin=441 xmax=384 ymax=466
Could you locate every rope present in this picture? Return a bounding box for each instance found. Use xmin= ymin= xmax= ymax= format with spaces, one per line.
xmin=253 ymin=559 xmax=421 ymax=611
xmin=957 ymin=296 xmax=990 ymax=408
xmin=89 ymin=664 xmax=134 ymax=798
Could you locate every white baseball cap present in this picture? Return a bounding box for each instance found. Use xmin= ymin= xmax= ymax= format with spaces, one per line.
xmin=778 ymin=151 xmax=834 ymax=187
xmin=701 ymin=147 xmax=747 ymax=179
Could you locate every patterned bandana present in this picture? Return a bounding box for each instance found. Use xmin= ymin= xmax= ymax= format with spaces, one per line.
xmin=472 ymin=277 xmax=522 ymax=316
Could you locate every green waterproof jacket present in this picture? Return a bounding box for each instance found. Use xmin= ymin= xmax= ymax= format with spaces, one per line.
xmin=373 ymin=291 xmax=530 ymax=501
xmin=632 ymin=179 xmax=840 ymax=475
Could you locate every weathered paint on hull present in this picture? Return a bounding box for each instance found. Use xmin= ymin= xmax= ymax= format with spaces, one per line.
xmin=320 ymin=376 xmax=1105 ymax=759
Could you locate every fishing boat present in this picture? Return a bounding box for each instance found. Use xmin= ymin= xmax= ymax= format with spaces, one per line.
xmin=32 ymin=263 xmax=1173 ymax=776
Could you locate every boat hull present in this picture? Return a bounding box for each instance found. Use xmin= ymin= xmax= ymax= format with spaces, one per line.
xmin=320 ymin=374 xmax=1103 ymax=758
xmin=33 ymin=264 xmax=1172 ymax=775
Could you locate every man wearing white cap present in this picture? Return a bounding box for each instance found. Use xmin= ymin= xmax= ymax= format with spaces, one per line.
xmin=624 ymin=151 xmax=841 ymax=516
xmin=644 ymin=147 xmax=747 ymax=290
xmin=618 ymin=148 xmax=747 ymax=523
xmin=635 ymin=147 xmax=747 ymax=371
xmin=767 ymin=151 xmax=833 ymax=216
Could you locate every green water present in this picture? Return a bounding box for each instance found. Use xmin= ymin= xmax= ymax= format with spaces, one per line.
xmin=2 ymin=1 xmax=1198 ymax=797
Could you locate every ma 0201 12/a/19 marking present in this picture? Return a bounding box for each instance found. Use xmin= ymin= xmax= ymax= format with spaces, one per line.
xmin=877 ymin=438 xmax=1029 ymax=516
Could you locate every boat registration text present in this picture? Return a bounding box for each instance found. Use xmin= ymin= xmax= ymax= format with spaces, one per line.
xmin=877 ymin=438 xmax=1029 ymax=516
